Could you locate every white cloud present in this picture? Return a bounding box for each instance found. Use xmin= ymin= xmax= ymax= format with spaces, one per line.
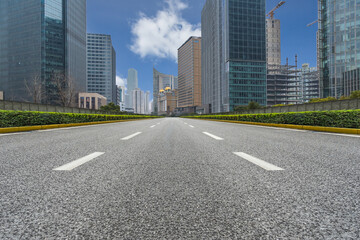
xmin=116 ymin=76 xmax=127 ymax=89
xmin=130 ymin=0 xmax=201 ymax=62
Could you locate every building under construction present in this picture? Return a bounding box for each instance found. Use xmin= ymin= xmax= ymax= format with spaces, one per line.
xmin=267 ymin=57 xmax=302 ymax=106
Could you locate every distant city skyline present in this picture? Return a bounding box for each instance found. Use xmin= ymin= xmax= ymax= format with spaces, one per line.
xmin=87 ymin=0 xmax=318 ymax=97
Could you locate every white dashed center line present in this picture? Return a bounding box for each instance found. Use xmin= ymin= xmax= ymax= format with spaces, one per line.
xmin=121 ymin=132 xmax=142 ymax=140
xmin=189 ymin=125 xmax=195 ymax=128
xmin=203 ymin=132 xmax=224 ymax=140
xmin=233 ymin=152 xmax=284 ymax=171
xmin=53 ymin=152 xmax=105 ymax=171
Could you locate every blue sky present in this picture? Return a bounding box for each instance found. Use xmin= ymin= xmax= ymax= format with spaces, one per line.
xmin=87 ymin=0 xmax=318 ymax=98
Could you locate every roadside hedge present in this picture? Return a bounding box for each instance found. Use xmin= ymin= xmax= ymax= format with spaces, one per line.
xmin=183 ymin=110 xmax=360 ymax=129
xmin=0 ymin=110 xmax=160 ymax=128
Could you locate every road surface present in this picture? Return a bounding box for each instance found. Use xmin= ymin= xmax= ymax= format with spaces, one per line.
xmin=1 ymin=118 xmax=359 ymax=239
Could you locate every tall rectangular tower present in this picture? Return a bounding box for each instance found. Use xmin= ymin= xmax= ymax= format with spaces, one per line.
xmin=266 ymin=19 xmax=281 ymax=66
xmin=0 ymin=0 xmax=86 ymax=104
xmin=202 ymin=0 xmax=267 ymax=113
xmin=87 ymin=33 xmax=117 ymax=104
xmin=153 ymin=68 xmax=177 ymax=114
xmin=319 ymin=0 xmax=360 ymax=98
xmin=178 ymin=36 xmax=202 ymax=108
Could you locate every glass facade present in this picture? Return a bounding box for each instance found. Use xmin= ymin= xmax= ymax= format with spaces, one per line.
xmin=153 ymin=68 xmax=178 ymax=114
xmin=319 ymin=0 xmax=360 ymax=98
xmin=65 ymin=0 xmax=87 ymax=93
xmin=0 ymin=0 xmax=86 ymax=103
xmin=202 ymin=0 xmax=267 ymax=113
xmin=44 ymin=0 xmax=65 ymax=102
xmin=0 ymin=0 xmax=42 ymax=101
xmin=86 ymin=33 xmax=116 ymax=104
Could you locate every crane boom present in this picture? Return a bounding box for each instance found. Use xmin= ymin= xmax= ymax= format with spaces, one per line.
xmin=307 ymin=20 xmax=319 ymax=27
xmin=267 ymin=1 xmax=286 ymax=19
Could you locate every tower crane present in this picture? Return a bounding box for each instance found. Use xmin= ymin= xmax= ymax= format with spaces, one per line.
xmin=267 ymin=1 xmax=286 ymax=19
xmin=307 ymin=20 xmax=319 ymax=27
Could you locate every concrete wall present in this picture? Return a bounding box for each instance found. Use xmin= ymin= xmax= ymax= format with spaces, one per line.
xmin=237 ymin=99 xmax=360 ymax=115
xmin=0 ymin=100 xmax=114 ymax=115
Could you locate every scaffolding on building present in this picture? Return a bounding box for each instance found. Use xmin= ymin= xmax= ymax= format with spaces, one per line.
xmin=267 ymin=57 xmax=302 ymax=106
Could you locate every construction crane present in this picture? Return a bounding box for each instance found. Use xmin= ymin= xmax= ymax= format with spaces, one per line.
xmin=307 ymin=20 xmax=319 ymax=27
xmin=267 ymin=1 xmax=286 ymax=19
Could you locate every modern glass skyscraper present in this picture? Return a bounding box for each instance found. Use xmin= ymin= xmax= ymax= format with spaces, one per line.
xmin=127 ymin=69 xmax=138 ymax=93
xmin=202 ymin=0 xmax=267 ymax=113
xmin=319 ymin=0 xmax=360 ymax=98
xmin=153 ymin=68 xmax=178 ymax=114
xmin=87 ymin=33 xmax=117 ymax=104
xmin=0 ymin=0 xmax=86 ymax=103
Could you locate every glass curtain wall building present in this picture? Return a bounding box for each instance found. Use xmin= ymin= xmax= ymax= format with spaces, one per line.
xmin=319 ymin=0 xmax=360 ymax=98
xmin=126 ymin=68 xmax=139 ymax=109
xmin=0 ymin=0 xmax=86 ymax=103
xmin=87 ymin=33 xmax=116 ymax=104
xmin=153 ymin=68 xmax=178 ymax=114
xmin=202 ymin=0 xmax=267 ymax=113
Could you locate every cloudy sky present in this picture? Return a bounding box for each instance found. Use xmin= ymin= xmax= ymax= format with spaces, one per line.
xmin=87 ymin=0 xmax=318 ymax=98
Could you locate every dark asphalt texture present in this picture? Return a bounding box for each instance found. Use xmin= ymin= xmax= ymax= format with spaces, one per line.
xmin=1 ymin=118 xmax=359 ymax=239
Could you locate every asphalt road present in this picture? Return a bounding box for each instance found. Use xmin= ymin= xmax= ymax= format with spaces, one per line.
xmin=1 ymin=118 xmax=359 ymax=239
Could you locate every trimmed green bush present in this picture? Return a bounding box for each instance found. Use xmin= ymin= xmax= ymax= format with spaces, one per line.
xmin=0 ymin=110 xmax=160 ymax=128
xmin=183 ymin=110 xmax=360 ymax=129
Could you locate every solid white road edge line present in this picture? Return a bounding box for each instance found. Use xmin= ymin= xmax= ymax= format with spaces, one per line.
xmin=203 ymin=132 xmax=224 ymax=140
xmin=233 ymin=152 xmax=284 ymax=171
xmin=121 ymin=132 xmax=142 ymax=140
xmin=53 ymin=152 xmax=105 ymax=171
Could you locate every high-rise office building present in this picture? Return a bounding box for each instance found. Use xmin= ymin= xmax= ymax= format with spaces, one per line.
xmin=319 ymin=0 xmax=360 ymax=98
xmin=202 ymin=0 xmax=267 ymax=113
xmin=117 ymin=86 xmax=125 ymax=103
xmin=266 ymin=19 xmax=281 ymax=66
xmin=127 ymin=68 xmax=138 ymax=108
xmin=178 ymin=36 xmax=202 ymax=109
xmin=0 ymin=0 xmax=86 ymax=103
xmin=127 ymin=69 xmax=138 ymax=92
xmin=132 ymin=88 xmax=145 ymax=114
xmin=153 ymin=68 xmax=178 ymax=114
xmin=87 ymin=33 xmax=116 ymax=104
xmin=145 ymin=91 xmax=151 ymax=114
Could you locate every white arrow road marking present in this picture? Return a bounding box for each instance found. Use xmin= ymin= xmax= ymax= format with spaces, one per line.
xmin=233 ymin=152 xmax=284 ymax=171
xmin=121 ymin=132 xmax=142 ymax=140
xmin=203 ymin=132 xmax=224 ymax=140
xmin=53 ymin=152 xmax=105 ymax=171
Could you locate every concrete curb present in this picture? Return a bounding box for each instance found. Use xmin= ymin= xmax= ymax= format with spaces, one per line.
xmin=0 ymin=119 xmax=149 ymax=134
xmin=192 ymin=119 xmax=360 ymax=135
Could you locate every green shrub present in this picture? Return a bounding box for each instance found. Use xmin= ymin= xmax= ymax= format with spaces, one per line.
xmin=350 ymin=90 xmax=360 ymax=99
xmin=0 ymin=110 xmax=160 ymax=128
xmin=184 ymin=110 xmax=360 ymax=129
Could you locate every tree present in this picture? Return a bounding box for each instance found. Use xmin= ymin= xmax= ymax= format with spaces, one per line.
xmin=24 ymin=74 xmax=45 ymax=103
xmin=52 ymin=72 xmax=77 ymax=107
xmin=234 ymin=105 xmax=248 ymax=112
xmin=248 ymin=101 xmax=261 ymax=110
xmin=350 ymin=90 xmax=360 ymax=99
xmin=100 ymin=102 xmax=120 ymax=112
